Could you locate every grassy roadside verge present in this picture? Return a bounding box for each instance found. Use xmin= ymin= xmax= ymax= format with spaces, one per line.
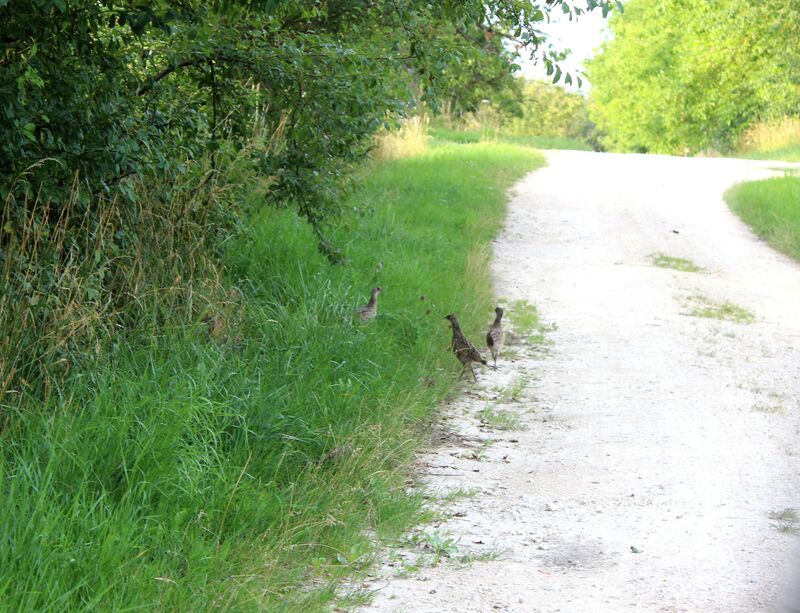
xmin=725 ymin=175 xmax=800 ymax=262
xmin=429 ymin=126 xmax=592 ymax=151
xmin=1 ymin=143 xmax=544 ymax=611
xmin=740 ymin=145 xmax=800 ymax=163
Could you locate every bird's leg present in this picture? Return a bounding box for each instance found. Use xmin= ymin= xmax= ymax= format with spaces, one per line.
xmin=469 ymin=364 xmax=477 ymax=382
xmin=458 ymin=365 xmax=466 ymax=380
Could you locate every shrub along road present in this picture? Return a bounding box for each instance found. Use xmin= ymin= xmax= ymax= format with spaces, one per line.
xmin=361 ymin=151 xmax=800 ymax=612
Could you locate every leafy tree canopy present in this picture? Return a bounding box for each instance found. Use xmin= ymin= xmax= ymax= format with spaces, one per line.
xmin=1 ymin=0 xmax=619 ymax=246
xmin=587 ymin=0 xmax=800 ymax=155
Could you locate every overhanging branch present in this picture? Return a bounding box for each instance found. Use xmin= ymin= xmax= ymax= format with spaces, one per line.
xmin=137 ymin=57 xmax=207 ymax=95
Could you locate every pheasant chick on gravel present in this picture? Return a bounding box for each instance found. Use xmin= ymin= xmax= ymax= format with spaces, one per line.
xmin=445 ymin=313 xmax=487 ymax=381
xmin=486 ymin=306 xmax=504 ymax=368
xmin=355 ymin=286 xmax=382 ymax=322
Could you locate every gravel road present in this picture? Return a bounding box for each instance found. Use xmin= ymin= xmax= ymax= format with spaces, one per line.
xmin=359 ymin=151 xmax=800 ymax=613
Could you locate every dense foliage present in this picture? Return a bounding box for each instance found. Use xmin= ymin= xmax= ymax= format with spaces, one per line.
xmin=1 ymin=0 xmax=616 ymax=221
xmin=587 ymin=0 xmax=800 ymax=154
xmin=0 ymin=0 xmax=617 ymax=401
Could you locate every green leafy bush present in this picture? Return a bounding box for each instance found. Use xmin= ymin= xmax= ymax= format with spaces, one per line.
xmin=587 ymin=0 xmax=800 ymax=154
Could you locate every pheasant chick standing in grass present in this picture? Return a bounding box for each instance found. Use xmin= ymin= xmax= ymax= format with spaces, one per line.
xmin=445 ymin=314 xmax=487 ymax=381
xmin=355 ymin=286 xmax=382 ymax=322
xmin=486 ymin=306 xmax=504 ymax=368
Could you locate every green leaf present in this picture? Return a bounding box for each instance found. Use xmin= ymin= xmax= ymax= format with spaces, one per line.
xmin=22 ymin=122 xmax=36 ymax=142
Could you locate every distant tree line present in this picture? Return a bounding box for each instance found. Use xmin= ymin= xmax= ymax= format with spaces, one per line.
xmin=507 ymin=80 xmax=596 ymax=144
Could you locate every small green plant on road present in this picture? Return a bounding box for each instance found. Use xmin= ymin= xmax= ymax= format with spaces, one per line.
xmin=477 ymin=407 xmax=524 ymax=431
xmin=650 ymin=252 xmax=704 ymax=273
xmin=686 ymin=295 xmax=755 ymax=324
xmin=769 ymin=508 xmax=799 ymax=534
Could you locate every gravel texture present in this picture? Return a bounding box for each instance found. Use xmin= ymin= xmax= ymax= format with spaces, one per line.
xmin=359 ymin=151 xmax=800 ymax=613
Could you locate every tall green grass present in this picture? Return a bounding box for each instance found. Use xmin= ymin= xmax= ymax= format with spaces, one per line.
xmin=739 ymin=145 xmax=800 ymax=163
xmin=0 ymin=143 xmax=543 ymax=611
xmin=725 ymin=176 xmax=800 ymax=261
xmin=428 ymin=127 xmax=593 ymax=151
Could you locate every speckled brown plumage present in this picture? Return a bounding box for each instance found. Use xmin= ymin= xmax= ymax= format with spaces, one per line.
xmin=486 ymin=306 xmax=504 ymax=368
xmin=445 ymin=313 xmax=487 ymax=381
xmin=355 ymin=286 xmax=382 ymax=322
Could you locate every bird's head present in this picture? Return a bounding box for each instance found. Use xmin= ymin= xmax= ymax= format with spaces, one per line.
xmin=372 ymin=286 xmax=383 ymax=296
xmin=495 ymin=306 xmax=504 ymax=317
xmin=444 ymin=313 xmax=457 ymax=326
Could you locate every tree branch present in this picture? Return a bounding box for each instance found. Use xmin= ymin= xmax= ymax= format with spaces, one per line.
xmin=137 ymin=57 xmax=206 ymax=95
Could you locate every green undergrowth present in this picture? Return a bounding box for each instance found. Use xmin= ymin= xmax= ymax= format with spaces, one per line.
xmin=429 ymin=127 xmax=592 ymax=151
xmin=725 ymin=176 xmax=800 ymax=262
xmin=0 ymin=143 xmax=544 ymax=611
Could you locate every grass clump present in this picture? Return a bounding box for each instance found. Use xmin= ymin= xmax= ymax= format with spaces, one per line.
xmin=649 ymin=252 xmax=704 ymax=272
xmin=0 ymin=143 xmax=543 ymax=610
xmin=500 ymin=298 xmax=555 ymax=346
xmin=725 ymin=177 xmax=800 ymax=262
xmin=477 ymin=407 xmax=524 ymax=431
xmin=769 ymin=508 xmax=799 ymax=534
xmin=439 ymin=487 xmax=482 ymax=503
xmin=374 ymin=116 xmax=430 ymax=160
xmin=686 ymin=295 xmax=755 ymax=324
xmin=752 ymin=402 xmax=784 ymax=414
xmin=493 ymin=376 xmax=527 ymax=401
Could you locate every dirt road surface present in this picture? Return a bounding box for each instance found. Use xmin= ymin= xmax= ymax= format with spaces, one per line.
xmin=359 ymin=151 xmax=800 ymax=613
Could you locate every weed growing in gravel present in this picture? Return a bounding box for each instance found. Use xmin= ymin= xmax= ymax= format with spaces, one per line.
xmin=752 ymin=402 xmax=784 ymax=414
xmin=407 ymin=531 xmax=459 ymax=565
xmin=506 ymin=298 xmax=541 ymax=336
xmin=440 ymin=487 xmax=482 ymax=503
xmin=499 ymin=298 xmax=556 ymax=347
xmin=401 ymin=529 xmax=502 ymax=572
xmin=686 ymin=295 xmax=755 ymax=323
xmin=769 ymin=508 xmax=799 ymax=534
xmin=477 ymin=407 xmax=524 ymax=431
xmin=493 ymin=376 xmax=528 ymax=401
xmin=649 ymin=252 xmax=704 ymax=272
xmin=454 ymin=549 xmax=504 ymax=566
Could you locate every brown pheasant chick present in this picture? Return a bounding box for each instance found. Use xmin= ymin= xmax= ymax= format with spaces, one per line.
xmin=355 ymin=286 xmax=383 ymax=322
xmin=444 ymin=313 xmax=487 ymax=381
xmin=486 ymin=306 xmax=504 ymax=368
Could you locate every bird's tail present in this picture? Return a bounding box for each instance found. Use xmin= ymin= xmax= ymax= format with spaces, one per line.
xmin=480 ymin=359 xmax=488 ymax=366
